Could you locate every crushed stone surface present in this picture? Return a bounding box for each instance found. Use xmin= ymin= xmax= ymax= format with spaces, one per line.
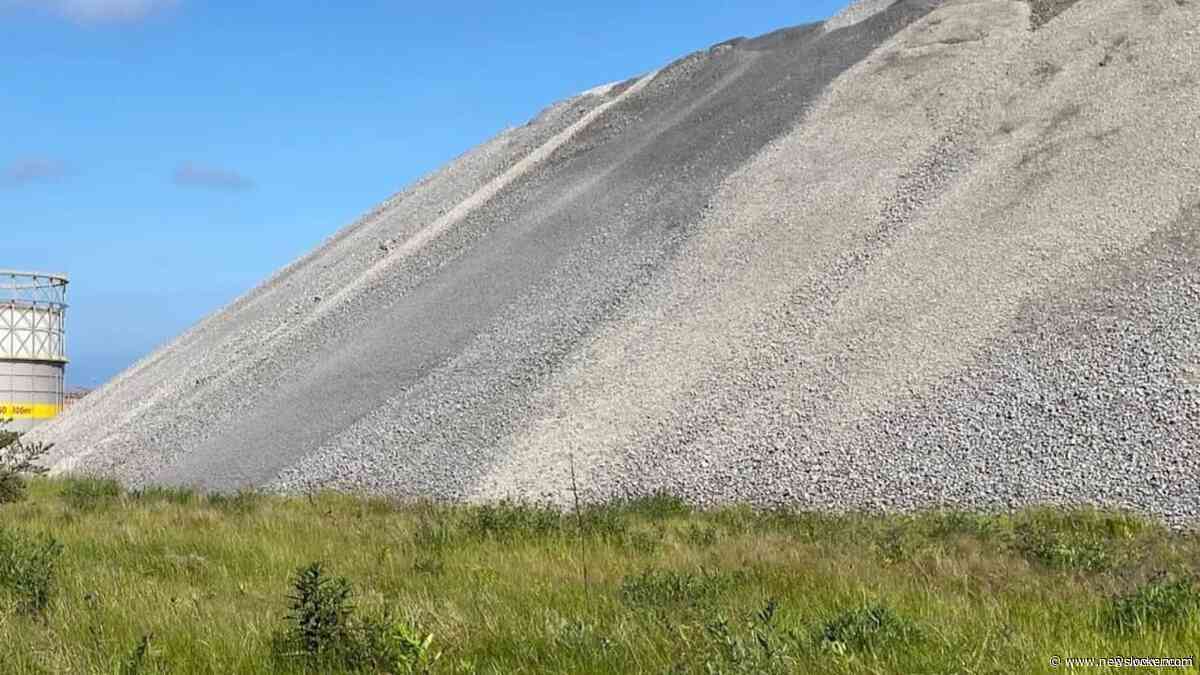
xmin=35 ymin=0 xmax=1200 ymax=526
xmin=825 ymin=0 xmax=900 ymax=32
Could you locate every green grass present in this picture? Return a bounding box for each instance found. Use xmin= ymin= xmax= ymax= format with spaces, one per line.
xmin=0 ymin=478 xmax=1198 ymax=673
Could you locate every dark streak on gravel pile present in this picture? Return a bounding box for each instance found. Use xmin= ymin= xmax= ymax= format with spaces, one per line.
xmin=263 ymin=2 xmax=943 ymax=498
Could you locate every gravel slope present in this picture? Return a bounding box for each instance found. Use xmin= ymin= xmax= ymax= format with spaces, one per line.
xmin=825 ymin=0 xmax=899 ymax=31
xmin=37 ymin=0 xmax=1200 ymax=525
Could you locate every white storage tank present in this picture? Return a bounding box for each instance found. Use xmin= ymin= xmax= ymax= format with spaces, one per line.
xmin=0 ymin=271 xmax=68 ymax=434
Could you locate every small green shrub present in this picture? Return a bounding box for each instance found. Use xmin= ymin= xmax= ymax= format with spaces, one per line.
xmin=1021 ymin=537 xmax=1111 ymax=571
xmin=1011 ymin=510 xmax=1141 ymax=572
xmin=0 ymin=528 xmax=63 ymax=615
xmin=60 ymin=477 xmax=123 ymax=511
xmin=922 ymin=511 xmax=998 ymax=541
xmin=356 ymin=613 xmax=439 ymax=673
xmin=470 ymin=501 xmax=561 ymax=540
xmin=0 ymin=472 xmax=27 ymax=505
xmin=818 ymin=603 xmax=919 ymax=654
xmin=623 ymin=492 xmax=691 ymax=520
xmin=700 ymin=601 xmax=805 ymax=673
xmin=0 ymin=424 xmax=51 ymax=505
xmin=274 ymin=561 xmax=439 ymax=672
xmin=552 ymin=618 xmax=613 ymax=655
xmin=1104 ymin=575 xmax=1200 ymax=635
xmin=284 ymin=562 xmax=355 ymax=657
xmin=120 ymin=634 xmax=154 ymax=675
xmin=621 ymin=568 xmax=741 ymax=608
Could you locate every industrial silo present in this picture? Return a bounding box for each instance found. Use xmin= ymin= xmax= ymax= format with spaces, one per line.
xmin=0 ymin=271 xmax=68 ymax=434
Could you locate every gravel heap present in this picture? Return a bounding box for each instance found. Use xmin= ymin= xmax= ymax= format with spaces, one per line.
xmin=36 ymin=0 xmax=1200 ymax=526
xmin=824 ymin=0 xmax=899 ymax=32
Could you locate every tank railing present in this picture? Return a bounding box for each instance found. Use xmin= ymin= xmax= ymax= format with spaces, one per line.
xmin=0 ymin=272 xmax=68 ymax=310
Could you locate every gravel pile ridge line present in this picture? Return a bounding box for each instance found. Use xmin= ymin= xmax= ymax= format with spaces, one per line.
xmin=35 ymin=0 xmax=1200 ymax=527
xmin=824 ymin=0 xmax=899 ymax=32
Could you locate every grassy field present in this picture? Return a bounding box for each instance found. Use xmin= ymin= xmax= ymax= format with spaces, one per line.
xmin=0 ymin=478 xmax=1198 ymax=673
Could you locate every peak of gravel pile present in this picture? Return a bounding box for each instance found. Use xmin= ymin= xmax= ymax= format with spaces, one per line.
xmin=37 ymin=0 xmax=1200 ymax=526
xmin=824 ymin=0 xmax=899 ymax=32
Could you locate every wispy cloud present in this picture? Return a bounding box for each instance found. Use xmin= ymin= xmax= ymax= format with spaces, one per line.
xmin=1 ymin=157 xmax=69 ymax=187
xmin=8 ymin=0 xmax=178 ymax=24
xmin=173 ymin=162 xmax=255 ymax=192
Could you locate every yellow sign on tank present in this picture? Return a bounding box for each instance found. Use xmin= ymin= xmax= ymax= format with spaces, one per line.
xmin=0 ymin=403 xmax=62 ymax=420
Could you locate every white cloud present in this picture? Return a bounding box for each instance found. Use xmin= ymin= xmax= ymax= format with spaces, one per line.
xmin=173 ymin=162 xmax=255 ymax=192
xmin=0 ymin=157 xmax=69 ymax=187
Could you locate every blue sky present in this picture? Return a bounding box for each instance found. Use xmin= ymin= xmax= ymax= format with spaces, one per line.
xmin=1 ymin=0 xmax=846 ymax=388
